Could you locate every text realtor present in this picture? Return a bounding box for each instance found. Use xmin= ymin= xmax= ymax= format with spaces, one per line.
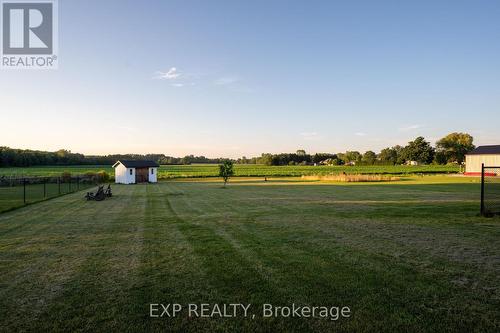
xmin=150 ymin=303 xmax=351 ymax=321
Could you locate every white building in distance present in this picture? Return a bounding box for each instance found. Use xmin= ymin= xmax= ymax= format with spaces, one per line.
xmin=465 ymin=145 xmax=500 ymax=175
xmin=112 ymin=160 xmax=159 ymax=184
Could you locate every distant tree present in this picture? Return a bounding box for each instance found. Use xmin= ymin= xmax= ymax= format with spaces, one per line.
xmin=259 ymin=153 xmax=273 ymax=166
xmin=393 ymin=145 xmax=405 ymax=164
xmin=219 ymin=160 xmax=234 ymax=187
xmin=378 ymin=147 xmax=398 ymax=165
xmin=331 ymin=158 xmax=342 ymax=165
xmin=312 ymin=153 xmax=337 ymax=164
xmin=362 ymin=151 xmax=377 ymax=165
xmin=433 ymin=151 xmax=448 ymax=165
xmin=436 ymin=132 xmax=474 ymax=164
xmin=336 ymin=153 xmax=346 ymax=165
xmin=344 ymin=151 xmax=362 ymax=164
xmin=401 ymin=137 xmax=435 ymax=164
xmin=377 ymin=145 xmax=405 ymax=165
xmin=296 ymin=149 xmax=306 ymax=156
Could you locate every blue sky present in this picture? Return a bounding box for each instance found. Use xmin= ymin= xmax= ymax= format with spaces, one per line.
xmin=1 ymin=0 xmax=499 ymax=157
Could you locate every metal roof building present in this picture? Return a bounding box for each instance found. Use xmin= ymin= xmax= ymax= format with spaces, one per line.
xmin=465 ymin=145 xmax=500 ymax=174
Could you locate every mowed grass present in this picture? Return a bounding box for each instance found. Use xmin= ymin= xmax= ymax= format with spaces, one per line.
xmin=0 ymin=182 xmax=94 ymax=213
xmin=0 ymin=176 xmax=499 ymax=332
xmin=0 ymin=164 xmax=459 ymax=178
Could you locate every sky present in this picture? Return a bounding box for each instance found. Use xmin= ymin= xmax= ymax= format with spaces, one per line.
xmin=1 ymin=0 xmax=499 ymax=158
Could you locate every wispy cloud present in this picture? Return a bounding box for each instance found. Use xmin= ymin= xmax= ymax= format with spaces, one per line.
xmin=355 ymin=132 xmax=367 ymax=136
xmin=153 ymin=67 xmax=181 ymax=80
xmin=399 ymin=124 xmax=422 ymax=132
xmin=214 ymin=76 xmax=255 ymax=92
xmin=153 ymin=68 xmax=251 ymax=91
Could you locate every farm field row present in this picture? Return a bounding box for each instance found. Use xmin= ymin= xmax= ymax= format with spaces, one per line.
xmin=0 ymin=164 xmax=460 ymax=178
xmin=0 ymin=177 xmax=498 ymax=331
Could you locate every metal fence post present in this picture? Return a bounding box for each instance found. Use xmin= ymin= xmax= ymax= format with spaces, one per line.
xmin=43 ymin=178 xmax=46 ymax=198
xmin=69 ymin=177 xmax=71 ymax=193
xmin=480 ymin=163 xmax=485 ymax=216
xmin=58 ymin=177 xmax=61 ymax=195
xmin=77 ymin=176 xmax=79 ymax=190
xmin=23 ymin=178 xmax=26 ymax=204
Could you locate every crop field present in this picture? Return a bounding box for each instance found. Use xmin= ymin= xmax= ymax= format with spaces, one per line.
xmin=0 ymin=164 xmax=460 ymax=178
xmin=0 ymin=176 xmax=499 ymax=332
xmin=157 ymin=164 xmax=459 ymax=178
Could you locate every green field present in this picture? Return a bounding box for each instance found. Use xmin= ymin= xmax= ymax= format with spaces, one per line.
xmin=0 ymin=176 xmax=498 ymax=332
xmin=0 ymin=164 xmax=460 ymax=214
xmin=0 ymin=165 xmax=113 ymax=177
xmin=0 ymin=164 xmax=460 ymax=178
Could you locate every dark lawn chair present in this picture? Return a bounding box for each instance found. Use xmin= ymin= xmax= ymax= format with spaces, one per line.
xmin=105 ymin=184 xmax=112 ymax=197
xmin=85 ymin=185 xmax=105 ymax=201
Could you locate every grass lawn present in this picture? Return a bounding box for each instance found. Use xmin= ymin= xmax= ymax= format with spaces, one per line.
xmin=0 ymin=182 xmax=94 ymax=213
xmin=0 ymin=176 xmax=499 ymax=332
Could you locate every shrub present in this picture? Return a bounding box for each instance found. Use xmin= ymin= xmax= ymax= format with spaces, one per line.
xmin=83 ymin=171 xmax=98 ymax=183
xmin=97 ymin=171 xmax=110 ymax=183
xmin=61 ymin=171 xmax=72 ymax=182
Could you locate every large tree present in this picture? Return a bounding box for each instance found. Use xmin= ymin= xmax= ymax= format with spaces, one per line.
xmin=344 ymin=151 xmax=362 ymax=164
xmin=378 ymin=147 xmax=398 ymax=165
xmin=362 ymin=151 xmax=377 ymax=165
xmin=435 ymin=132 xmax=474 ymax=164
xmin=378 ymin=145 xmax=405 ymax=165
xmin=259 ymin=153 xmax=273 ymax=166
xmin=402 ymin=137 xmax=435 ymax=164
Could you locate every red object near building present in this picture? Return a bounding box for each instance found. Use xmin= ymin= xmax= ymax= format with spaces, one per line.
xmin=464 ymin=172 xmax=497 ymax=177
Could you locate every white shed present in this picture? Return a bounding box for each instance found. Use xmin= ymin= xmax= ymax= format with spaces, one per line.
xmin=465 ymin=145 xmax=500 ymax=175
xmin=112 ymin=160 xmax=159 ymax=184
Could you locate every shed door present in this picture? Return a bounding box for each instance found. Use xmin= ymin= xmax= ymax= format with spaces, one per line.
xmin=135 ymin=168 xmax=149 ymax=183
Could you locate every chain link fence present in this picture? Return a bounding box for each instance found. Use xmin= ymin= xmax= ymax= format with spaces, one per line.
xmin=481 ymin=165 xmax=500 ymax=216
xmin=0 ymin=174 xmax=102 ymax=213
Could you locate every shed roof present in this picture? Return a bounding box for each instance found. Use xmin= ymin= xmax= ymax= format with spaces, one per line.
xmin=467 ymin=145 xmax=500 ymax=155
xmin=112 ymin=160 xmax=159 ymax=168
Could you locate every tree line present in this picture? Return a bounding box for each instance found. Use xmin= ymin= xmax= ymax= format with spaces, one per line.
xmin=237 ymin=133 xmax=475 ymax=166
xmin=0 ymin=148 xmax=227 ymax=167
xmin=0 ymin=132 xmax=474 ymax=168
